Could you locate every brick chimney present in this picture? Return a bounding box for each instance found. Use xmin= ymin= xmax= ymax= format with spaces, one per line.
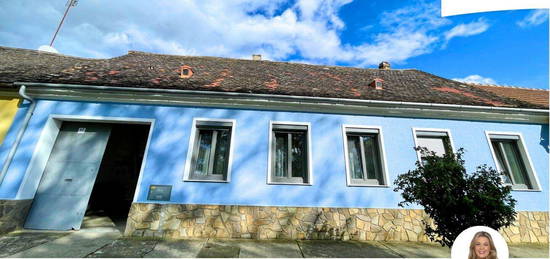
xmin=378 ymin=61 xmax=390 ymax=70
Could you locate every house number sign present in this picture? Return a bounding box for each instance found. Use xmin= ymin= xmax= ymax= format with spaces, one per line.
xmin=147 ymin=185 xmax=172 ymax=201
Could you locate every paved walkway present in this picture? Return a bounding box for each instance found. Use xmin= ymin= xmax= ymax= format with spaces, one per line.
xmin=0 ymin=227 xmax=547 ymax=258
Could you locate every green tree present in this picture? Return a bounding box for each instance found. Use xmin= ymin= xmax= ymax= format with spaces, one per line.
xmin=394 ymin=148 xmax=516 ymax=247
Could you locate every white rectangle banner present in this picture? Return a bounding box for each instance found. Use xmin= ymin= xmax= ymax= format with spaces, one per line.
xmin=441 ymin=0 xmax=549 ymax=17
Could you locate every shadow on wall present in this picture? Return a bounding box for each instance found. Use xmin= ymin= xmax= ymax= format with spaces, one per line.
xmin=540 ymin=125 xmax=548 ymax=153
xmin=0 ymin=108 xmax=51 ymax=197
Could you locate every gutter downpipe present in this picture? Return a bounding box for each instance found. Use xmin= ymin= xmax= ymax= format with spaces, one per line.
xmin=0 ymin=85 xmax=36 ymax=185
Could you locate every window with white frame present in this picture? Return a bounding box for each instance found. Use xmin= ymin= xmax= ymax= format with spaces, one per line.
xmin=187 ymin=120 xmax=234 ymax=181
xmin=343 ymin=126 xmax=386 ymax=186
xmin=414 ymin=130 xmax=453 ymax=163
xmin=488 ymin=133 xmax=539 ymax=190
xmin=270 ymin=123 xmax=310 ymax=184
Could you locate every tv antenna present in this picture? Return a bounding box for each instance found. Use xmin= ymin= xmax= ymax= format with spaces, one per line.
xmin=49 ymin=0 xmax=79 ymax=47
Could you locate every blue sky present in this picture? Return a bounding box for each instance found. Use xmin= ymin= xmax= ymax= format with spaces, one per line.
xmin=0 ymin=0 xmax=548 ymax=89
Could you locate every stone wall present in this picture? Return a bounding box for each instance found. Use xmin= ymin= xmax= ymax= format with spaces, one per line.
xmin=501 ymin=211 xmax=548 ymax=243
xmin=125 ymin=203 xmax=548 ymax=243
xmin=0 ymin=199 xmax=33 ymax=234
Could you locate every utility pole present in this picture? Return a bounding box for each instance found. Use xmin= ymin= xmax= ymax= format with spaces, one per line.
xmin=49 ymin=0 xmax=79 ymax=47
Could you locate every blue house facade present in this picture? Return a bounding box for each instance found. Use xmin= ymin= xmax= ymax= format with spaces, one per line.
xmin=0 ymin=47 xmax=547 ymax=243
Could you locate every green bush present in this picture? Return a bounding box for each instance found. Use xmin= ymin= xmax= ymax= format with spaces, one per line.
xmin=393 ymin=147 xmax=516 ymax=247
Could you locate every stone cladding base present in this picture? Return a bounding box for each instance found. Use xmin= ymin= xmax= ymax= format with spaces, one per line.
xmin=0 ymin=199 xmax=32 ymax=234
xmin=125 ymin=203 xmax=548 ymax=243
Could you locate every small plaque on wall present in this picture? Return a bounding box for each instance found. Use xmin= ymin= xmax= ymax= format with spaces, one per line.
xmin=147 ymin=185 xmax=172 ymax=201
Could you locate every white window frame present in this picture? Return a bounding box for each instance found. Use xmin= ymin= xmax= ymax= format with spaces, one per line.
xmin=485 ymin=131 xmax=542 ymax=192
xmin=342 ymin=125 xmax=389 ymax=187
xmin=412 ymin=128 xmax=456 ymax=163
xmin=183 ymin=118 xmax=236 ymax=183
xmin=267 ymin=121 xmax=313 ymax=185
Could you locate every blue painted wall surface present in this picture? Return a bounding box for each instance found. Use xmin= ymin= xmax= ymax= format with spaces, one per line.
xmin=0 ymin=100 xmax=547 ymax=211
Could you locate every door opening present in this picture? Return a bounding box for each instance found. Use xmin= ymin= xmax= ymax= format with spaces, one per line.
xmin=84 ymin=123 xmax=149 ymax=232
xmin=24 ymin=122 xmax=112 ymax=230
xmin=24 ymin=121 xmax=150 ymax=232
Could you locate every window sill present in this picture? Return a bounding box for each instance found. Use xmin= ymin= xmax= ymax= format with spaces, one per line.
xmin=183 ymin=179 xmax=229 ymax=183
xmin=347 ymin=184 xmax=390 ymax=188
xmin=503 ymin=183 xmax=542 ymax=192
xmin=267 ymin=182 xmax=312 ymax=186
xmin=511 ymin=188 xmax=542 ymax=192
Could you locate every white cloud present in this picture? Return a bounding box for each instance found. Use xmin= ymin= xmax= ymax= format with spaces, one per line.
xmin=379 ymin=3 xmax=451 ymax=31
xmin=0 ymin=0 xmax=489 ymax=67
xmin=285 ymin=1 xmax=452 ymax=65
xmin=444 ymin=18 xmax=490 ymax=42
xmin=352 ymin=30 xmax=438 ymax=66
xmin=348 ymin=3 xmax=449 ymax=66
xmin=452 ymin=75 xmax=497 ymax=85
xmin=297 ymin=0 xmax=321 ymax=21
xmin=298 ymin=0 xmax=352 ymax=29
xmin=517 ymin=9 xmax=549 ymax=28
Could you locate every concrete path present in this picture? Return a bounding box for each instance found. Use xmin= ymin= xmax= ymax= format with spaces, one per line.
xmin=378 ymin=241 xmax=451 ymax=258
xmin=508 ymin=243 xmax=549 ymax=258
xmin=298 ymin=240 xmax=402 ymax=258
xmin=1 ymin=229 xmax=548 ymax=258
xmin=8 ymin=227 xmax=121 ymax=258
xmin=144 ymin=239 xmax=204 ymax=258
xmin=0 ymin=231 xmax=68 ymax=257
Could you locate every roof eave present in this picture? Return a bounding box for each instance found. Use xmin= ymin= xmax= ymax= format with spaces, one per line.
xmin=13 ymin=82 xmax=550 ymax=124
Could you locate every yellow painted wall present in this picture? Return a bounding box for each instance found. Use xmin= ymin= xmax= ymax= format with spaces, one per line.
xmin=0 ymin=97 xmax=20 ymax=145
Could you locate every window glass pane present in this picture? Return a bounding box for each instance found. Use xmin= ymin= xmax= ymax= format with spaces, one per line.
xmin=362 ymin=135 xmax=381 ymax=181
xmin=417 ymin=136 xmax=447 ymax=156
xmin=291 ymin=132 xmax=307 ymax=179
xmin=491 ymin=141 xmax=513 ymax=184
xmin=274 ymin=132 xmax=288 ymax=177
xmin=501 ymin=141 xmax=531 ymax=188
xmin=194 ymin=130 xmax=213 ymax=176
xmin=212 ymin=129 xmax=230 ymax=175
xmin=347 ymin=135 xmax=364 ymax=179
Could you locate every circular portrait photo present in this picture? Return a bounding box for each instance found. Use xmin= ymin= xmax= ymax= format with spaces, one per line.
xmin=451 ymin=226 xmax=509 ymax=259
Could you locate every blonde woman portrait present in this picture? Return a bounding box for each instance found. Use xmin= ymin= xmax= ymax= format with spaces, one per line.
xmin=469 ymin=231 xmax=498 ymax=259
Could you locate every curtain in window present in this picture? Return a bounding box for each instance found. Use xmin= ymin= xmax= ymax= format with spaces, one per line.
xmin=195 ymin=130 xmax=213 ymax=176
xmin=417 ymin=136 xmax=447 ymax=156
xmin=212 ymin=130 xmax=230 ymax=175
xmin=363 ymin=135 xmax=380 ymax=180
xmin=291 ymin=132 xmax=307 ymax=178
xmin=274 ymin=133 xmax=288 ymax=177
xmin=347 ymin=136 xmax=363 ymax=179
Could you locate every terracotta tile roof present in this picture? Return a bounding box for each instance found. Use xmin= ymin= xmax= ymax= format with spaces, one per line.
xmin=471 ymin=84 xmax=549 ymax=108
xmin=0 ymin=46 xmax=545 ymax=109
